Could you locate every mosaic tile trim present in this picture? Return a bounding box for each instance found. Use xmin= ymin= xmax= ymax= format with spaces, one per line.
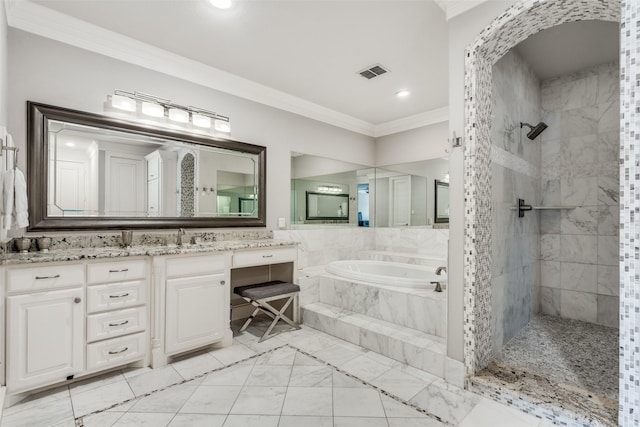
xmin=490 ymin=145 xmax=539 ymax=179
xmin=619 ymin=1 xmax=639 ymax=425
xmin=179 ymin=153 xmax=195 ymax=217
xmin=462 ymin=0 xmax=622 ymax=421
xmin=75 ymin=344 xmax=439 ymax=426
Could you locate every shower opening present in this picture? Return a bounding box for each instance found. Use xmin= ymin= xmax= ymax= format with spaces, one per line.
xmin=470 ymin=19 xmax=620 ymax=426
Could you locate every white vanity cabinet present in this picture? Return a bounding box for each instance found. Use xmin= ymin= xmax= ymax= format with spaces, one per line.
xmin=85 ymin=258 xmax=149 ymax=372
xmin=6 ymin=263 xmax=85 ymax=394
xmin=152 ymin=252 xmax=232 ymax=366
xmin=4 ymin=258 xmax=150 ymax=395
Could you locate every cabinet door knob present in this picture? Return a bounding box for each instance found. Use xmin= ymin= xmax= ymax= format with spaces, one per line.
xmin=74 ymin=297 xmax=82 ymax=304
xmin=220 ymin=280 xmax=226 ymax=285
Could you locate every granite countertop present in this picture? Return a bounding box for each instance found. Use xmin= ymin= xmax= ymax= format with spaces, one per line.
xmin=0 ymin=239 xmax=298 ymax=265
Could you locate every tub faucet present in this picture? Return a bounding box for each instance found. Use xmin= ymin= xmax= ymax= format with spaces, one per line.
xmin=436 ymin=266 xmax=447 ymax=275
xmin=176 ymin=228 xmax=185 ymax=246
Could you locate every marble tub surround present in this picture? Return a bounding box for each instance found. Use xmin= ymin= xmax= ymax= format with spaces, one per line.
xmin=274 ymin=227 xmax=374 ymax=269
xmin=538 ymin=61 xmax=620 ymax=327
xmin=302 ymin=302 xmax=447 ymax=379
xmin=318 ymin=275 xmax=446 ymax=338
xmin=359 ymin=250 xmax=446 ymax=268
xmin=471 ymin=316 xmax=618 ymax=426
xmin=4 ymin=229 xmax=274 ymax=254
xmin=0 ymin=238 xmax=296 ymax=265
xmin=274 ymin=227 xmax=447 ymax=270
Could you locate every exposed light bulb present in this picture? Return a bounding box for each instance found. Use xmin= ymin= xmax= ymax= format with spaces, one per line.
xmin=209 ymin=0 xmax=232 ymax=9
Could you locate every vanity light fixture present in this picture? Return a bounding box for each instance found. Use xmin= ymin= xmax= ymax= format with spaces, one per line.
xmin=214 ymin=117 xmax=231 ymax=133
xmin=317 ymin=185 xmax=343 ymax=194
xmin=111 ymin=94 xmax=136 ymax=112
xmin=192 ymin=113 xmax=212 ymax=129
xmin=141 ymin=101 xmax=164 ymax=118
xmin=105 ymin=90 xmax=231 ymax=135
xmin=168 ymin=108 xmax=189 ymax=123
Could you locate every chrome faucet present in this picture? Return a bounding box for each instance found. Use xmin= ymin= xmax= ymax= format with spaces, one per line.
xmin=176 ymin=228 xmax=185 ymax=246
xmin=430 ymin=281 xmax=443 ymax=292
xmin=436 ymin=266 xmax=447 ymax=275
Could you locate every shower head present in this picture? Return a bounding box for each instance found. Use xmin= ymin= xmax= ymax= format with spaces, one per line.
xmin=520 ymin=122 xmax=548 ymax=140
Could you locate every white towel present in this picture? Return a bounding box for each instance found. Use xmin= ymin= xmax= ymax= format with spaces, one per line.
xmin=2 ymin=134 xmax=29 ymax=233
xmin=3 ymin=168 xmax=15 ymax=234
xmin=14 ymin=169 xmax=28 ymax=228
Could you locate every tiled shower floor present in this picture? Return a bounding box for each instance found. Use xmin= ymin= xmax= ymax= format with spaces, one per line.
xmin=472 ymin=315 xmax=618 ymax=426
xmin=1 ymin=320 xmax=553 ymax=427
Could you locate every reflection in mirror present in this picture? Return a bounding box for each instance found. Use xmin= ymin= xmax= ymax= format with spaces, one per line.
xmin=290 ymin=153 xmax=449 ymax=228
xmin=374 ymin=158 xmax=448 ymax=227
xmin=306 ymin=192 xmax=349 ymax=220
xmin=434 ymin=180 xmax=450 ymax=223
xmin=30 ymin=102 xmax=266 ymax=230
xmin=291 ymin=153 xmax=370 ymax=226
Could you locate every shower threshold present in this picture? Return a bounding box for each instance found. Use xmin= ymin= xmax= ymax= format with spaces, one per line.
xmin=470 ymin=315 xmax=617 ymax=426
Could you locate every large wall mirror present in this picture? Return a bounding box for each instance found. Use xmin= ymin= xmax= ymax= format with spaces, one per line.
xmin=290 ymin=152 xmax=448 ymax=228
xmin=28 ymin=102 xmax=266 ymax=230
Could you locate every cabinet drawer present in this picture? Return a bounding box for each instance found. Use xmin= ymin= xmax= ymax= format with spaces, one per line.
xmin=87 ymin=259 xmax=147 ymax=285
xmin=87 ymin=280 xmax=146 ymax=313
xmin=87 ymin=307 xmax=147 ymax=343
xmin=232 ymin=247 xmax=297 ymax=268
xmin=166 ymin=253 xmax=230 ymax=278
xmin=86 ymin=332 xmax=146 ymax=372
xmin=7 ymin=264 xmax=85 ymax=294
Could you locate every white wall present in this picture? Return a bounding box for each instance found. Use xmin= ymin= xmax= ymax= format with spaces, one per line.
xmin=7 ymin=29 xmax=376 ymax=231
xmin=0 ymin=1 xmax=8 ymax=126
xmin=446 ymin=1 xmax=516 ymax=362
xmin=375 ymin=121 xmax=448 ymax=166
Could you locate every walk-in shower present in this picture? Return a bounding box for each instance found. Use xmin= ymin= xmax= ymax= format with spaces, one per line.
xmin=520 ymin=121 xmax=548 ymax=140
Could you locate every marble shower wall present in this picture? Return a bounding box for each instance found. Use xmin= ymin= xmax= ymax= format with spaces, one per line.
xmin=539 ymin=62 xmax=620 ymax=328
xmin=490 ymin=50 xmax=541 ymax=356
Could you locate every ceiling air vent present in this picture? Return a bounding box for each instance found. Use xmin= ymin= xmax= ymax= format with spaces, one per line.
xmin=359 ymin=64 xmax=389 ymax=79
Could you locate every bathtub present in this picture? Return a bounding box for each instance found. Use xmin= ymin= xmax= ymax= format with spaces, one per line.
xmin=326 ymin=260 xmax=445 ymax=289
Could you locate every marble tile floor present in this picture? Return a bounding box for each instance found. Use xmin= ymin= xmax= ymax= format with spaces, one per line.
xmin=1 ymin=320 xmax=553 ymax=427
xmin=472 ymin=315 xmax=618 ymax=426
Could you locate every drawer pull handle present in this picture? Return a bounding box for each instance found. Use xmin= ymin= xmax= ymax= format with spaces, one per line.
xmin=108 ymin=268 xmax=129 ymax=273
xmin=35 ymin=274 xmax=60 ymax=280
xmin=262 ymin=255 xmax=273 ymax=258
xmin=108 ymin=320 xmax=129 ymax=327
xmin=109 ymin=293 xmax=130 ymax=299
xmin=108 ymin=347 xmax=129 ymax=355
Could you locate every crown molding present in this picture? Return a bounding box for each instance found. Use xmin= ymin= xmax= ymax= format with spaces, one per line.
xmin=5 ymin=0 xmax=375 ymax=136
xmin=434 ymin=0 xmax=489 ymax=20
xmin=373 ymin=106 xmax=448 ymax=138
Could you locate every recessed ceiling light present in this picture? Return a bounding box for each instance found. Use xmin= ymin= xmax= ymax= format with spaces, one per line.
xmin=396 ymin=90 xmax=410 ymax=98
xmin=209 ymin=0 xmax=233 ymax=9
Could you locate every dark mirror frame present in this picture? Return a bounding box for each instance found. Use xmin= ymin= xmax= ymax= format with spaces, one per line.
xmin=305 ymin=191 xmax=349 ymax=221
xmin=27 ymin=102 xmax=267 ymax=231
xmin=434 ymin=180 xmax=449 ymax=224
